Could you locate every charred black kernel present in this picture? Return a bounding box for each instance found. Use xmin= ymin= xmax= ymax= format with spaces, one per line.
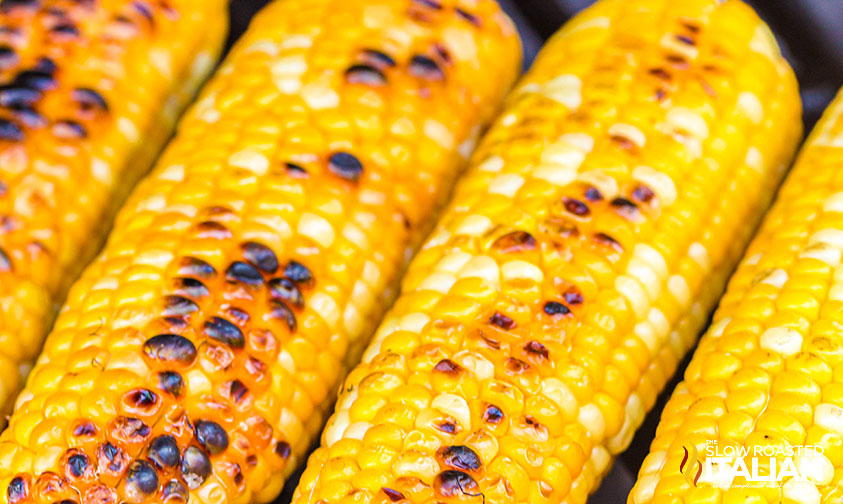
xmin=489 ymin=312 xmax=515 ymax=329
xmin=98 ymin=442 xmax=128 ymax=473
xmin=413 ymin=0 xmax=441 ymax=8
xmin=160 ymin=480 xmax=188 ymax=503
xmin=285 ymin=162 xmax=307 ymax=177
xmin=0 ymin=247 xmax=10 ymax=271
xmin=143 ymin=334 xmax=197 ymax=366
xmin=563 ymin=197 xmax=589 ymax=216
xmin=163 ymin=296 xmax=198 ymax=317
xmin=157 ymin=371 xmax=185 ymax=398
xmin=178 ymin=257 xmax=216 ymax=278
xmin=433 ymin=43 xmax=452 ymax=65
xmin=632 ymin=184 xmax=655 ymax=203
xmin=53 ymin=119 xmax=86 ymax=139
xmin=381 ymin=488 xmax=405 ymax=502
xmin=594 ymin=232 xmax=622 ymax=250
xmin=506 ymin=357 xmax=530 ymax=374
xmin=204 ymin=317 xmax=245 ymax=348
xmin=0 ymin=118 xmax=23 ymax=141
xmin=585 ymin=187 xmax=603 ymax=202
xmin=0 ymin=45 xmax=16 ymax=68
xmin=125 ymin=388 xmax=158 ymax=410
xmin=483 ymin=404 xmax=503 ymax=424
xmin=409 ymin=55 xmax=444 ymax=81
xmin=433 ymin=359 xmax=462 ymax=376
xmin=173 ymin=277 xmax=209 ymax=298
xmin=268 ymin=278 xmax=303 ymax=308
xmin=666 ymin=54 xmax=689 ymax=69
xmin=50 ymin=23 xmax=79 ymax=36
xmin=525 ymin=341 xmax=549 ymax=360
xmin=7 ymin=476 xmax=27 ymax=504
xmin=225 ymin=261 xmax=263 ymax=286
xmin=163 ymin=317 xmax=189 ymax=330
xmin=72 ymin=88 xmax=109 ymax=112
xmin=268 ymin=300 xmax=297 ymax=331
xmin=125 ymin=460 xmax=159 ymax=503
xmin=611 ymin=197 xmax=639 ymax=218
xmin=493 ymin=230 xmax=536 ymax=253
xmin=649 ymin=67 xmax=671 ymax=81
xmin=229 ymin=380 xmax=248 ymax=404
xmin=73 ymin=421 xmax=97 ymax=437
xmin=345 ymin=64 xmax=386 ymax=86
xmin=13 ymin=107 xmax=45 ymax=128
xmin=273 ymin=441 xmax=291 ymax=459
xmin=55 ymin=501 xmax=76 ymax=504
xmin=14 ymin=70 xmax=56 ymax=92
xmin=34 ymin=57 xmax=55 ymax=73
xmin=225 ymin=307 xmax=250 ymax=325
xmin=436 ymin=421 xmax=458 ymax=434
xmin=0 ymin=0 xmax=37 ymax=11
xmin=148 ymin=435 xmax=181 ymax=469
xmin=564 ymin=290 xmax=584 ymax=305
xmin=437 ymin=445 xmax=482 ymax=471
xmin=361 ymin=49 xmax=396 ymax=68
xmin=0 ymin=180 xmax=6 ymax=196
xmin=328 ymin=151 xmax=363 ymax=182
xmin=544 ymin=301 xmax=570 ymax=316
xmin=434 ymin=470 xmax=479 ymax=498
xmin=181 ymin=447 xmax=211 ymax=489
xmin=241 ymin=242 xmax=278 ymax=273
xmin=66 ymin=453 xmax=89 ymax=478
xmin=112 ymin=416 xmax=151 ymax=442
xmin=284 ymin=260 xmax=312 ymax=284
xmin=132 ymin=1 xmax=155 ymax=24
xmin=0 ymin=86 xmax=40 ymax=108
xmin=455 ymin=7 xmax=481 ymax=26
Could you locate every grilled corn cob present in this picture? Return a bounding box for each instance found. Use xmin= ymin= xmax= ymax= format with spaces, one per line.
xmin=628 ymin=89 xmax=843 ymax=504
xmin=0 ymin=1 xmax=521 ymax=503
xmin=0 ymin=0 xmax=227 ymax=415
xmin=290 ymin=1 xmax=803 ymax=503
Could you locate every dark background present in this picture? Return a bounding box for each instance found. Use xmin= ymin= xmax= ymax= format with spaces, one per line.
xmin=223 ymin=0 xmax=843 ymax=501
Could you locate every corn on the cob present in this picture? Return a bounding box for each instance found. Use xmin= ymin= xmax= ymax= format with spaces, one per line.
xmin=0 ymin=0 xmax=228 ymax=416
xmin=289 ymin=1 xmax=803 ymax=503
xmin=628 ymin=88 xmax=843 ymax=503
xmin=0 ymin=1 xmax=522 ymax=503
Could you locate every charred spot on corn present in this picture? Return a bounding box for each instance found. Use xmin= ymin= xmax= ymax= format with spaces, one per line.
xmin=0 ymin=246 xmax=11 ymax=271
xmin=284 ymin=260 xmax=312 ymax=284
xmin=7 ymin=476 xmax=27 ymax=504
xmin=226 ymin=261 xmax=264 ymax=286
xmin=543 ymin=301 xmax=570 ymax=316
xmin=123 ymin=388 xmax=159 ymax=413
xmin=284 ymin=161 xmax=308 ymax=177
xmin=632 ymin=184 xmax=655 ymax=204
xmin=380 ymin=487 xmax=405 ymax=502
xmin=177 ymin=257 xmax=217 ymax=278
xmin=0 ymin=118 xmax=23 ymax=141
xmin=160 ymin=480 xmax=188 ymax=503
xmin=492 ymin=230 xmax=536 ymax=253
xmin=173 ymin=277 xmax=210 ymax=298
xmin=360 ymin=49 xmax=396 ymax=69
xmin=110 ymin=416 xmax=152 ymax=443
xmin=181 ymin=446 xmax=211 ymax=489
xmin=273 ymin=441 xmax=291 ymax=459
xmin=433 ymin=358 xmax=463 ymax=376
xmin=563 ymin=288 xmax=584 ymax=305
xmin=412 ymin=0 xmax=441 ymax=9
xmin=584 ymin=186 xmax=603 ymax=202
xmin=268 ymin=277 xmax=304 ymax=308
xmin=489 ymin=311 xmax=515 ymax=329
xmin=123 ymin=460 xmax=159 ymax=503
xmin=227 ymin=379 xmax=248 ymax=404
xmin=409 ymin=55 xmax=444 ymax=81
xmin=163 ymin=295 xmax=199 ymax=317
xmin=0 ymin=45 xmax=16 ymax=67
xmin=611 ymin=197 xmax=640 ymax=219
xmin=148 ymin=435 xmax=181 ymax=469
xmin=194 ymin=420 xmax=229 ymax=455
xmin=157 ymin=371 xmax=185 ymax=398
xmin=455 ymin=7 xmax=481 ymax=27
xmin=0 ymin=86 xmax=40 ymax=108
xmin=143 ymin=334 xmax=197 ymax=366
xmin=72 ymin=87 xmax=109 ymax=112
xmin=524 ymin=340 xmax=549 ymax=361
xmin=204 ymin=316 xmax=245 ymax=348
xmin=268 ymin=299 xmax=297 ymax=331
xmin=593 ymin=232 xmax=622 ymax=251
xmin=345 ymin=64 xmax=386 ymax=86
xmin=434 ymin=470 xmax=480 ymax=499
xmin=241 ymin=242 xmax=278 ymax=273
xmin=97 ymin=442 xmax=129 ymax=475
xmin=328 ymin=151 xmax=363 ymax=182
xmin=563 ymin=197 xmax=589 ymax=216
xmin=483 ymin=404 xmax=503 ymax=424
xmin=72 ymin=421 xmax=98 ymax=437
xmin=195 ymin=220 xmax=232 ymax=240
xmin=437 ymin=445 xmax=482 ymax=472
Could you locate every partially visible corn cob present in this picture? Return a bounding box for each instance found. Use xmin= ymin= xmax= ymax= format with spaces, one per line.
xmin=0 ymin=1 xmax=522 ymax=504
xmin=291 ymin=1 xmax=803 ymax=503
xmin=629 ymin=89 xmax=843 ymax=504
xmin=0 ymin=0 xmax=228 ymax=415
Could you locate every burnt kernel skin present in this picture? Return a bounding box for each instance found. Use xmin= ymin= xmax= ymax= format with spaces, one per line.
xmin=344 ymin=64 xmax=386 ymax=86
xmin=6 ymin=477 xmax=26 ymax=504
xmin=193 ymin=420 xmax=229 ymax=455
xmin=543 ymin=301 xmax=571 ymax=316
xmin=409 ymin=55 xmax=444 ymax=81
xmin=436 ymin=445 xmax=482 ymax=472
xmin=0 ymin=2 xmax=522 ymax=504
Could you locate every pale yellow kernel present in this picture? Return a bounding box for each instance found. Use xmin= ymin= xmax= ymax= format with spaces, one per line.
xmin=795 ymin=451 xmax=834 ymax=485
xmin=829 ymin=284 xmax=843 ymax=302
xmin=298 ymin=212 xmax=335 ymax=248
xmin=453 ymin=351 xmax=494 ymax=381
xmin=823 ymin=192 xmax=843 ymax=213
xmin=760 ymin=268 xmax=788 ymax=288
xmin=270 ymin=54 xmax=306 ymax=75
xmin=185 ymin=369 xmax=211 ymax=395
xmin=459 ymin=256 xmax=500 ymax=286
xmin=487 ymin=174 xmax=524 ymax=197
xmin=607 ymin=393 xmax=644 ymax=452
xmin=393 ymin=451 xmax=439 ymax=484
xmin=810 ymin=228 xmax=843 ymax=248
xmin=301 ymin=82 xmax=340 ymax=110
xmin=229 ymin=149 xmax=269 ymax=175
xmin=436 ymin=251 xmax=473 ymax=273
xmin=561 ymin=132 xmax=594 ymax=152
xmin=91 ymin=158 xmax=113 ymax=184
xmin=737 ymin=91 xmax=764 ymax=124
xmin=688 ymin=243 xmax=711 ymax=272
xmin=324 ymin=411 xmax=350 ymax=447
xmin=745 ymin=146 xmax=763 ymax=171
xmin=501 ymin=260 xmax=543 ymax=284
xmin=632 ymin=165 xmax=677 ymax=207
xmin=432 ymin=393 xmax=471 ymax=429
xmin=454 ymin=214 xmax=493 ymax=236
xmin=540 ymin=378 xmax=578 ymax=419
xmin=815 ymin=404 xmax=843 ymax=435
xmin=418 ymin=272 xmax=456 ymax=294
xmin=708 ymin=316 xmax=732 ymax=338
xmin=309 ymin=293 xmax=340 ymax=327
xmin=634 ymin=243 xmax=669 ymax=279
xmin=608 ymin=123 xmax=646 ymax=147
xmin=800 ymin=242 xmax=842 ymax=266
xmin=398 ymin=313 xmax=429 ymax=333
xmin=665 ymin=107 xmax=709 ymax=141
xmin=533 ymin=164 xmax=578 ymax=186
xmin=424 ymin=120 xmax=455 ymax=149
xmin=541 ymin=141 xmax=587 ymax=168
xmin=343 ymin=422 xmax=371 ymax=441
xmin=578 ymin=403 xmax=605 ymax=441
xmin=578 ymin=170 xmax=619 ymax=199
xmin=759 ymin=326 xmax=802 ymax=357
xmin=745 ymin=253 xmax=763 ymax=265
xmin=615 ymin=275 xmax=650 ymax=319
xmin=117 ymin=117 xmax=139 ymax=143
xmin=590 ymin=446 xmax=612 ymax=474
xmin=667 ymin=275 xmax=691 ymax=309
xmin=542 ymin=74 xmax=581 ymax=110
xmin=630 ymin=474 xmax=658 ymax=504
xmin=478 ymin=155 xmax=505 ymax=172
xmin=782 ymin=478 xmax=820 ymax=504
xmin=625 ymin=258 xmax=661 ymax=300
